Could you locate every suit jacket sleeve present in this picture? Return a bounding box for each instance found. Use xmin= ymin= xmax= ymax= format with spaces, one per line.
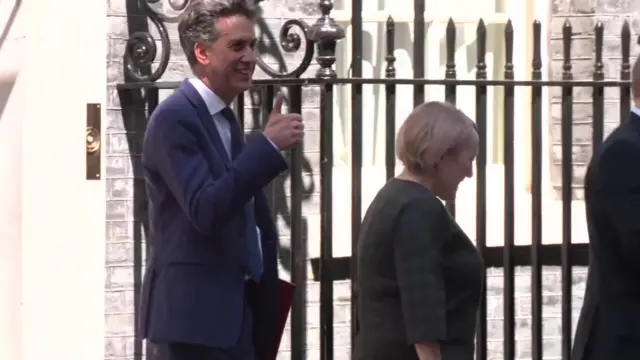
xmin=598 ymin=139 xmax=640 ymax=266
xmin=144 ymin=108 xmax=288 ymax=236
xmin=393 ymin=198 xmax=450 ymax=344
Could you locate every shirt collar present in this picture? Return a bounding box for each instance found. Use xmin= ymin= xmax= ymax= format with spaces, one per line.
xmin=633 ymin=107 xmax=640 ymax=117
xmin=188 ymin=77 xmax=226 ymax=115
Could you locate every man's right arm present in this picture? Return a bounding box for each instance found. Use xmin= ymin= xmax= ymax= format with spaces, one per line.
xmin=145 ymin=109 xmax=288 ymax=236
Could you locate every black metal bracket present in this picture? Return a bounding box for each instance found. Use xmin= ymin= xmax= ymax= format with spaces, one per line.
xmin=309 ymin=244 xmax=591 ymax=282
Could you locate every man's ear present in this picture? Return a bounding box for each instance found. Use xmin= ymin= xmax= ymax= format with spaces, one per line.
xmin=193 ymin=42 xmax=210 ymax=66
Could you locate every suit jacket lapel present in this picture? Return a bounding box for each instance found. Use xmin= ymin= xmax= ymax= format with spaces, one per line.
xmin=178 ymin=80 xmax=230 ymax=166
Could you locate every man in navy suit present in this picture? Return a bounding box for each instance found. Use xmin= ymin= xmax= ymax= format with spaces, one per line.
xmin=138 ymin=1 xmax=304 ymax=359
xmin=571 ymin=56 xmax=640 ymax=360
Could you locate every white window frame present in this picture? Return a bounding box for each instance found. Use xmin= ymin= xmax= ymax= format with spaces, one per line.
xmin=329 ymin=11 xmax=515 ymax=167
xmin=320 ymin=0 xmax=557 ymax=251
xmin=326 ymin=0 xmax=541 ymax=186
xmin=313 ymin=1 xmax=580 ymax=257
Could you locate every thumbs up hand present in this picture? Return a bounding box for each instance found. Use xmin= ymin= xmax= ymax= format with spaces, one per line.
xmin=263 ymin=92 xmax=304 ymax=150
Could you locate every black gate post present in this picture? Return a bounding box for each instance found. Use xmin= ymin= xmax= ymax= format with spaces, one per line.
xmin=308 ymin=1 xmax=345 ymax=359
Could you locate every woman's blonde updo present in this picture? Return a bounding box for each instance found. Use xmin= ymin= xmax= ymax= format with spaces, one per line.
xmin=395 ymin=101 xmax=478 ymax=175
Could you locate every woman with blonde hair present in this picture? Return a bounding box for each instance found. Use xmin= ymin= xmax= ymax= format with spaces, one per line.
xmin=352 ymin=101 xmax=484 ymax=360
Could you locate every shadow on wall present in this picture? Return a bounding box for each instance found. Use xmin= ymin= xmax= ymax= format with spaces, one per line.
xmin=0 ymin=0 xmax=22 ymax=120
xmin=117 ymin=2 xmax=314 ymax=360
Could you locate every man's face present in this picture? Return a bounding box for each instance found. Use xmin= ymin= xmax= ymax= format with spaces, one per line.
xmin=195 ymin=14 xmax=257 ymax=101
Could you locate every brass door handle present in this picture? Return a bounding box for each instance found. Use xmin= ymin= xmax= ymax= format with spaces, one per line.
xmin=86 ymin=126 xmax=100 ymax=153
xmin=86 ymin=104 xmax=101 ymax=180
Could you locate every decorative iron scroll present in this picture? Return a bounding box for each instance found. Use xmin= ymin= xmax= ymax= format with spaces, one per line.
xmin=123 ymin=0 xmax=345 ymax=82
xmin=255 ymin=19 xmax=315 ymax=79
xmin=123 ymin=0 xmax=184 ymax=82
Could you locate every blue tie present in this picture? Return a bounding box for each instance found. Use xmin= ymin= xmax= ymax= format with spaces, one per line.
xmin=221 ymin=107 xmax=263 ymax=281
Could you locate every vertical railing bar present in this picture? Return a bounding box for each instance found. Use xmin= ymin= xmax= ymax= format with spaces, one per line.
xmin=413 ymin=0 xmax=426 ymax=106
xmin=147 ymin=89 xmax=160 ymax=117
xmin=530 ymin=19 xmax=543 ymax=360
xmin=309 ymin=5 xmax=344 ymax=359
xmin=144 ymin=87 xmax=159 ymax=360
xmin=263 ymin=86 xmax=277 ymax=218
xmin=236 ymin=91 xmax=245 ymax=131
xmin=474 ymin=18 xmax=488 ymax=360
xmin=592 ymin=23 xmax=604 ymax=152
xmin=502 ymin=19 xmax=516 ymax=360
xmin=350 ymin=0 xmax=363 ymax=349
xmin=620 ymin=21 xmax=631 ymax=124
xmin=289 ymin=85 xmax=306 ymax=360
xmin=561 ymin=19 xmax=574 ymax=360
xmin=385 ymin=17 xmax=397 ymax=181
xmin=145 ymin=87 xmax=159 ymax=262
xmin=319 ymin=82 xmax=335 ymax=360
xmin=444 ymin=17 xmax=457 ymax=217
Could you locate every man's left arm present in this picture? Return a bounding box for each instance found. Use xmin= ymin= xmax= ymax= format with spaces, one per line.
xmin=598 ymin=139 xmax=640 ymax=266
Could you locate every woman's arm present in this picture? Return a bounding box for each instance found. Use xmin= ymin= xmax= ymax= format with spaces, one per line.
xmin=415 ymin=341 xmax=442 ymax=360
xmin=393 ymin=198 xmax=450 ymax=358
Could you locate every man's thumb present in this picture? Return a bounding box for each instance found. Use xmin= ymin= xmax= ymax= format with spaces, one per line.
xmin=271 ymin=92 xmax=284 ymax=115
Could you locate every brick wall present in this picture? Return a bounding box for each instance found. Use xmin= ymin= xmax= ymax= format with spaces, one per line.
xmin=549 ymin=0 xmax=640 ymax=198
xmin=105 ymin=0 xmax=607 ymax=359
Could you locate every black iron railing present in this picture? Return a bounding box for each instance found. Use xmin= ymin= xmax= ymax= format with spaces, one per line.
xmin=115 ymin=1 xmax=638 ymax=360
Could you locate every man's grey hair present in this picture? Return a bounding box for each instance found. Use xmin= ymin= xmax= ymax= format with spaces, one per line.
xmin=178 ymin=0 xmax=260 ymax=66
